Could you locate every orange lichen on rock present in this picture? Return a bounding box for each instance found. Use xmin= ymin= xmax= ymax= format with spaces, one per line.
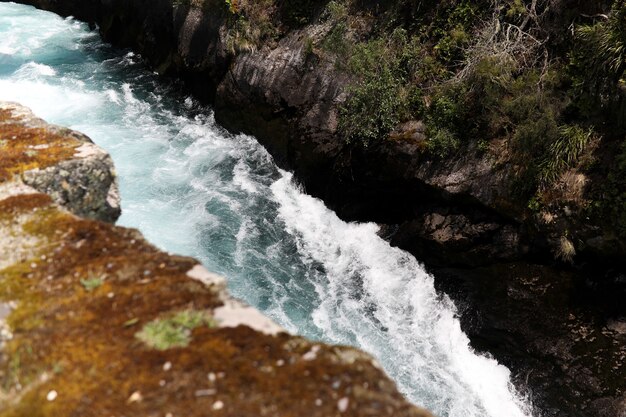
xmin=0 ymin=108 xmax=80 ymax=182
xmin=0 ymin=103 xmax=433 ymax=417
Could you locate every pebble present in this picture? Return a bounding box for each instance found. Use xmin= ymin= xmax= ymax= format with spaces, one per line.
xmin=127 ymin=391 xmax=142 ymax=403
xmin=302 ymin=345 xmax=321 ymax=361
xmin=337 ymin=397 xmax=349 ymax=413
xmin=46 ymin=390 xmax=57 ymax=401
xmin=212 ymin=400 xmax=224 ymax=410
xmin=163 ymin=361 xmax=172 ymax=371
xmin=195 ymin=388 xmax=217 ymax=397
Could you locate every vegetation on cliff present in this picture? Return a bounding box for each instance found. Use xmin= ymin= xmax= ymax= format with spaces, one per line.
xmin=190 ymin=0 xmax=626 ymax=252
xmin=324 ymin=1 xmax=611 ymax=198
xmin=301 ymin=0 xmax=626 ymax=256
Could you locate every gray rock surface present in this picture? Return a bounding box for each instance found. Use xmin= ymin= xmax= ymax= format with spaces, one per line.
xmin=0 ymin=101 xmax=120 ymax=222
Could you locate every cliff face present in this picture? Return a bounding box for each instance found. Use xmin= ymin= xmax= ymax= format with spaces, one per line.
xmin=0 ymin=102 xmax=432 ymax=417
xmin=4 ymin=1 xmax=626 ymax=416
xmin=17 ymin=0 xmax=625 ymax=272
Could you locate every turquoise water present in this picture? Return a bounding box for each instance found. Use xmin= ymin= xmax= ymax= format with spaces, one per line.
xmin=0 ymin=3 xmax=534 ymax=416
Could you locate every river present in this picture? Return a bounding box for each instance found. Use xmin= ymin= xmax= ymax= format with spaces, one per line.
xmin=0 ymin=3 xmax=534 ymax=416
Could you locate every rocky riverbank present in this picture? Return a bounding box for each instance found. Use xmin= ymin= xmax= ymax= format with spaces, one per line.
xmin=4 ymin=0 xmax=626 ymax=415
xmin=0 ymin=101 xmax=432 ymax=416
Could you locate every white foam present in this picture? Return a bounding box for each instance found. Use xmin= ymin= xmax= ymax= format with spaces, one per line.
xmin=270 ymin=172 xmax=533 ymax=417
xmin=0 ymin=4 xmax=536 ymax=416
xmin=14 ymin=62 xmax=56 ymax=77
xmin=0 ymin=79 xmax=101 ymax=121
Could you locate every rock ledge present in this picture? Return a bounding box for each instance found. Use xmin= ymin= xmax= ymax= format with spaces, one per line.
xmin=0 ymin=102 xmax=431 ymax=417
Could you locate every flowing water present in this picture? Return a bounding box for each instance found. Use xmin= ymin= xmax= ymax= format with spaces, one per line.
xmin=0 ymin=3 xmax=535 ymax=416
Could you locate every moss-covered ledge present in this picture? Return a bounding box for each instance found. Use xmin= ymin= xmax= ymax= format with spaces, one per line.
xmin=0 ymin=102 xmax=432 ymax=416
xmin=0 ymin=102 xmax=120 ymax=223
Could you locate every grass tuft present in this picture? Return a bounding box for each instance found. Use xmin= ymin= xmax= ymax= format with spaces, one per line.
xmin=80 ymin=277 xmax=104 ymax=292
xmin=135 ymin=310 xmax=216 ymax=350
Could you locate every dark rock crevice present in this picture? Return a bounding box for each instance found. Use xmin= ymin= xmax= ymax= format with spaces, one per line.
xmin=5 ymin=1 xmax=625 ymax=416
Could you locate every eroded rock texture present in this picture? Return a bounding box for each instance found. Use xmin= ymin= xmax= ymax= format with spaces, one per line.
xmin=0 ymin=102 xmax=431 ymax=417
xmin=2 ymin=2 xmax=625 ymax=415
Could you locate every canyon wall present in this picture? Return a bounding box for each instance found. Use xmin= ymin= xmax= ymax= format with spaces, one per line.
xmin=3 ymin=1 xmax=626 ymax=416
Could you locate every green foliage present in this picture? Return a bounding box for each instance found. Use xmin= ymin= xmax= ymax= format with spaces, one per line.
xmin=330 ymin=0 xmax=606 ymax=206
xmin=321 ymin=1 xmax=350 ymax=56
xmin=326 ymin=0 xmax=348 ymax=20
xmin=222 ymin=0 xmax=278 ymax=54
xmin=427 ymin=128 xmax=460 ymax=157
xmin=505 ymin=0 xmax=526 ymax=19
xmin=225 ymin=0 xmax=237 ymax=14
xmin=423 ymin=86 xmax=468 ymax=157
xmin=340 ymin=69 xmax=406 ymax=146
xmin=594 ymin=139 xmax=626 ymax=237
xmin=338 ymin=29 xmax=424 ymax=146
xmin=430 ymin=0 xmax=481 ymax=66
xmin=80 ymin=277 xmax=103 ymax=292
xmin=135 ymin=310 xmax=216 ymax=350
xmin=322 ymin=22 xmax=350 ymax=56
xmin=527 ymin=196 xmax=542 ymax=211
xmin=538 ymin=125 xmax=594 ymax=184
xmin=569 ymin=4 xmax=626 ymax=117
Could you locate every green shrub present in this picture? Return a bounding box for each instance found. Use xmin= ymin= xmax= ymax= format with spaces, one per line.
xmin=338 ymin=29 xmax=425 ymax=146
xmin=222 ymin=0 xmax=278 ymax=54
xmin=320 ymin=1 xmax=351 ymax=57
xmin=427 ymin=128 xmax=460 ymax=158
xmin=430 ymin=0 xmax=481 ymax=66
xmin=325 ymin=0 xmax=348 ymax=21
xmin=339 ymin=69 xmax=407 ymax=146
xmin=424 ymin=96 xmax=460 ymax=156
xmin=569 ymin=3 xmax=626 ymax=118
xmin=322 ymin=22 xmax=350 ymax=56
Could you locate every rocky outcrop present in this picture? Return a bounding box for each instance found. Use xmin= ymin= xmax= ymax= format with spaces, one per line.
xmin=6 ymin=0 xmax=532 ymax=265
xmin=0 ymin=102 xmax=432 ymax=416
xmin=12 ymin=0 xmax=626 ymax=268
xmin=433 ymin=263 xmax=626 ymax=417
xmin=0 ymin=102 xmax=120 ymax=223
xmin=3 ymin=1 xmax=626 ymax=416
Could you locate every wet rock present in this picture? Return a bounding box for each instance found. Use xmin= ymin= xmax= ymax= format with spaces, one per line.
xmin=214 ymin=24 xmax=349 ymax=192
xmin=433 ymin=262 xmax=626 ymax=417
xmin=4 ymin=1 xmax=626 ymax=415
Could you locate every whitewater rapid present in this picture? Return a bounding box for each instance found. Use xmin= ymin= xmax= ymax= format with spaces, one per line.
xmin=0 ymin=3 xmax=534 ymax=416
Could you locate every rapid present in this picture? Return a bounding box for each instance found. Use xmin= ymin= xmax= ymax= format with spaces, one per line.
xmin=0 ymin=3 xmax=534 ymax=416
